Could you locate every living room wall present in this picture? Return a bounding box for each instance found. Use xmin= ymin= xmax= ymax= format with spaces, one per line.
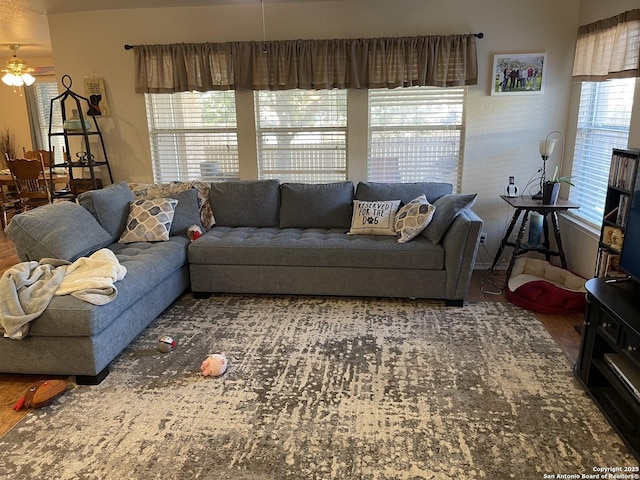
xmin=40 ymin=0 xmax=636 ymax=277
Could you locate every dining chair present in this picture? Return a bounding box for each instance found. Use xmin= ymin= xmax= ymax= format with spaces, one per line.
xmin=23 ymin=148 xmax=53 ymax=167
xmin=23 ymin=147 xmax=74 ymax=200
xmin=6 ymin=157 xmax=52 ymax=211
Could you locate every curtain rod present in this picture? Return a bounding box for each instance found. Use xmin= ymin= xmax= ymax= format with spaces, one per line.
xmin=123 ymin=33 xmax=484 ymax=50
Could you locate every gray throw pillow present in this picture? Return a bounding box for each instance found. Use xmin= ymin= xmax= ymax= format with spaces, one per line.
xmin=280 ymin=182 xmax=355 ymax=229
xmin=5 ymin=201 xmax=112 ymax=262
xmin=209 ymin=180 xmax=280 ymax=227
xmin=167 ymin=188 xmax=202 ymax=235
xmin=423 ymin=193 xmax=478 ymax=244
xmin=78 ymin=181 xmax=135 ymax=242
xmin=355 ymin=182 xmax=453 ymax=204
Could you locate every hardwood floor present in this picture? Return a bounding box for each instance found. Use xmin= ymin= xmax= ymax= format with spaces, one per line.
xmin=468 ymin=268 xmax=584 ymax=363
xmin=0 ymin=230 xmax=67 ymax=436
xmin=0 ymin=228 xmax=584 ymax=437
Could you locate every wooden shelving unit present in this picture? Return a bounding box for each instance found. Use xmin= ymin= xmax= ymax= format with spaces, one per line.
xmin=595 ymin=148 xmax=640 ymax=279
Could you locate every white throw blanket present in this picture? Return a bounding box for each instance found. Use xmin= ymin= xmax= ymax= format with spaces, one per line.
xmin=0 ymin=258 xmax=69 ymax=339
xmin=0 ymin=249 xmax=127 ymax=339
xmin=55 ymin=248 xmax=127 ymax=305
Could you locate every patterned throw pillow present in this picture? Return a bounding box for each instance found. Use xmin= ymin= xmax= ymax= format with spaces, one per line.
xmin=394 ymin=195 xmax=436 ymax=243
xmin=348 ymin=200 xmax=401 ymax=235
xmin=128 ymin=181 xmax=214 ymax=229
xmin=118 ymin=198 xmax=178 ymax=243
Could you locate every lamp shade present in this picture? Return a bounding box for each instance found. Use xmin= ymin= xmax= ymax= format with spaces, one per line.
xmin=2 ymin=73 xmax=24 ymax=87
xmin=21 ymin=73 xmax=35 ymax=86
xmin=539 ymin=138 xmax=557 ymax=157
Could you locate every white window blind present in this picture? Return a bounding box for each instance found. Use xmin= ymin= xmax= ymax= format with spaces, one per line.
xmin=569 ymin=78 xmax=636 ymax=226
xmin=145 ymin=91 xmax=239 ymax=183
xmin=33 ymin=81 xmax=65 ymax=156
xmin=368 ymin=87 xmax=465 ymax=190
xmin=255 ymin=89 xmax=347 ymax=183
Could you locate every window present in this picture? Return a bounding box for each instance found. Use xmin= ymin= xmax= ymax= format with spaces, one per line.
xmin=145 ymin=86 xmax=467 ymax=186
xmin=30 ymin=80 xmax=65 ymax=156
xmin=145 ymin=91 xmax=239 ymax=183
xmin=255 ymin=89 xmax=347 ymax=183
xmin=368 ymin=87 xmax=466 ymax=190
xmin=569 ymin=78 xmax=636 ymax=226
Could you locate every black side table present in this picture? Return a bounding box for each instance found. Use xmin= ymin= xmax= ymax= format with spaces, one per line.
xmin=489 ymin=195 xmax=580 ymax=286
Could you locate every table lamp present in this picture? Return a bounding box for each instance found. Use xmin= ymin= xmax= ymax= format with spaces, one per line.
xmin=532 ymin=131 xmax=562 ymax=200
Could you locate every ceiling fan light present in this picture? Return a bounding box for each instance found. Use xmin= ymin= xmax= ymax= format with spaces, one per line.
xmin=22 ymin=73 xmax=35 ymax=86
xmin=2 ymin=45 xmax=36 ymax=89
xmin=1 ymin=73 xmax=14 ymax=86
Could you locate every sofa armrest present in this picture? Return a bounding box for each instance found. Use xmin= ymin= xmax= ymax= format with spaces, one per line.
xmin=441 ymin=209 xmax=483 ymax=302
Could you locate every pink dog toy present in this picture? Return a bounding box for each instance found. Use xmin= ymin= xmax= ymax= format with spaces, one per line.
xmin=200 ymin=353 xmax=228 ymax=377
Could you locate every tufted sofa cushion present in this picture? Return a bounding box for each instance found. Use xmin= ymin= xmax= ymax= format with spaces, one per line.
xmin=188 ymin=226 xmax=444 ymax=270
xmin=29 ymin=237 xmax=190 ymax=338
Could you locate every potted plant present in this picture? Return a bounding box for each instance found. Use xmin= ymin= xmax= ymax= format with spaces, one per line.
xmin=543 ymin=165 xmax=574 ymax=204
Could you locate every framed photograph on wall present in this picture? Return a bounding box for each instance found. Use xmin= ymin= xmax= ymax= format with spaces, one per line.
xmin=491 ymin=53 xmax=547 ymax=96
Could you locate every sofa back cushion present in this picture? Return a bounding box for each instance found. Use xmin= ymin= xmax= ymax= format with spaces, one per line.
xmin=78 ymin=181 xmax=135 ymax=242
xmin=279 ymin=182 xmax=354 ymax=229
xmin=5 ymin=201 xmax=112 ymax=262
xmin=354 ymin=182 xmax=453 ymax=204
xmin=166 ymin=188 xmax=203 ymax=235
xmin=423 ymin=193 xmax=478 ymax=244
xmin=209 ymin=180 xmax=280 ymax=227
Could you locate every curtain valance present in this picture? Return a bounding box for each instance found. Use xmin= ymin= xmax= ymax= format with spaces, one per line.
xmin=572 ymin=9 xmax=640 ymax=82
xmin=132 ymin=35 xmax=478 ymax=93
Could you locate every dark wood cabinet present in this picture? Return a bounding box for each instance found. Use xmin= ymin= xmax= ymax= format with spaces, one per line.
xmin=575 ymin=277 xmax=640 ymax=460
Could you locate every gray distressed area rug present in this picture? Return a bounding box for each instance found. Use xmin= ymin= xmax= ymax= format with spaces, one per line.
xmin=0 ymin=295 xmax=637 ymax=479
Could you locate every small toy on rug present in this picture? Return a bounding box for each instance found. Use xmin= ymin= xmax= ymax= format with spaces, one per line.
xmin=157 ymin=335 xmax=177 ymax=353
xmin=200 ymin=353 xmax=228 ymax=377
xmin=13 ymin=379 xmax=68 ymax=411
xmin=187 ymin=224 xmax=203 ymax=242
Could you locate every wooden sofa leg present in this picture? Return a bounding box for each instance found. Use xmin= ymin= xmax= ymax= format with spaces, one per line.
xmin=76 ymin=366 xmax=110 ymax=385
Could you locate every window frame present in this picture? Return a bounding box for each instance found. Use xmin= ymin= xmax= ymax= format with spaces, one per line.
xmin=143 ymin=86 xmax=467 ymax=187
xmin=568 ymin=77 xmax=637 ymax=227
xmin=254 ymin=89 xmax=348 ymax=184
xmin=145 ymin=90 xmax=240 ymax=184
xmin=367 ymin=86 xmax=466 ymax=190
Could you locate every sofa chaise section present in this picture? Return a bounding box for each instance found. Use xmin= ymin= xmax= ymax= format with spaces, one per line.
xmin=2 ymin=183 xmax=192 ymax=383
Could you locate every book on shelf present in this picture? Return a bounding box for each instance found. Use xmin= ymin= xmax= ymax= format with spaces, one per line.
xmin=609 ymin=154 xmax=637 ymax=191
xmin=596 ymin=250 xmax=626 ymax=278
xmin=617 ymin=194 xmax=631 ymax=227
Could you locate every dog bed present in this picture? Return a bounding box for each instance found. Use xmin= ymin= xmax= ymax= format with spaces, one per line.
xmin=506 ymin=257 xmax=587 ymax=314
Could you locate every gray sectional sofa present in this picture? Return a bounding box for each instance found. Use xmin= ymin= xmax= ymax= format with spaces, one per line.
xmin=1 ymin=179 xmax=482 ymax=383
xmin=190 ymin=180 xmax=483 ymax=303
